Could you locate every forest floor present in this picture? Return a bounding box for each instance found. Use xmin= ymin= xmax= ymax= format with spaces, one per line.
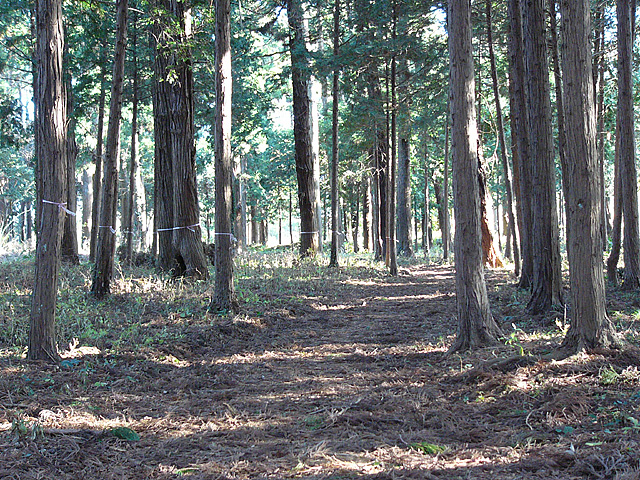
xmin=1 ymin=250 xmax=640 ymax=479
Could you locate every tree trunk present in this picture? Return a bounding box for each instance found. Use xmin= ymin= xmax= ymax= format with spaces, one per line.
xmin=152 ymin=0 xmax=174 ymax=271
xmin=397 ymin=136 xmax=413 ymax=257
xmin=29 ymin=0 xmax=67 ymax=361
xmin=90 ymin=41 xmax=107 ymax=263
xmin=388 ymin=0 xmax=398 ymax=276
xmin=362 ymin=177 xmax=370 ymax=251
xmin=352 ymin=189 xmax=359 ymax=253
xmin=169 ymin=0 xmax=208 ymax=279
xmin=478 ymin=156 xmax=504 ymax=268
xmin=124 ymin=13 xmax=139 ymax=266
xmin=91 ymin=0 xmax=128 ymax=299
xmin=618 ymin=0 xmax=640 ymax=290
xmin=442 ymin=117 xmax=451 ymax=261
xmin=594 ymin=2 xmax=608 ymax=250
xmin=287 ymin=0 xmax=319 ymax=256
xmin=508 ymin=0 xmax=533 ymax=289
xmin=607 ymin=133 xmax=622 ymax=285
xmin=522 ymin=0 xmax=563 ymax=313
xmin=559 ymin=0 xmax=620 ymax=351
xmin=487 ymin=0 xmax=519 ymax=275
xmin=212 ymin=0 xmax=237 ymax=312
xmin=448 ymin=0 xmax=502 ymax=353
xmin=329 ymin=0 xmax=340 ymax=267
xmin=61 ymin=65 xmax=79 ymax=265
xmin=81 ymin=168 xmax=92 ymax=245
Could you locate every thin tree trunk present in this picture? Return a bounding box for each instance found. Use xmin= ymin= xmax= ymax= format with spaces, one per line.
xmin=91 ymin=0 xmax=128 ymax=299
xmin=212 ymin=0 xmax=237 ymax=312
xmin=124 ymin=13 xmax=139 ymax=266
xmin=329 ymin=0 xmax=340 ymax=267
xmin=397 ymin=136 xmax=413 ymax=256
xmin=594 ymin=2 xmax=608 ymax=250
xmin=61 ymin=63 xmax=79 ymax=265
xmin=509 ymin=0 xmax=533 ymax=289
xmin=442 ymin=116 xmax=450 ymax=261
xmin=81 ymin=168 xmax=92 ymax=245
xmin=388 ymin=0 xmax=398 ymax=276
xmin=362 ymin=177 xmax=370 ymax=250
xmin=29 ymin=0 xmax=67 ymax=361
xmin=607 ymin=131 xmax=622 ymax=285
xmin=89 ymin=41 xmax=107 ymax=263
xmin=487 ymin=0 xmax=519 ymax=275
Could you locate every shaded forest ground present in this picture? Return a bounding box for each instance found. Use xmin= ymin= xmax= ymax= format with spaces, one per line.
xmin=1 ymin=251 xmax=640 ymax=479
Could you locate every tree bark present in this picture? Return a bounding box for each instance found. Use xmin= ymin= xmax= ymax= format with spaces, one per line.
xmin=397 ymin=136 xmax=413 ymax=257
xmin=81 ymin=168 xmax=92 ymax=245
xmin=607 ymin=132 xmax=622 ymax=285
xmin=61 ymin=64 xmax=79 ymax=265
xmin=448 ymin=0 xmax=502 ymax=353
xmin=329 ymin=0 xmax=340 ymax=267
xmin=287 ymin=0 xmax=319 ymax=256
xmin=91 ymin=0 xmax=128 ymax=299
xmin=487 ymin=0 xmax=519 ymax=275
xmin=388 ymin=0 xmax=398 ymax=276
xmin=212 ymin=0 xmax=237 ymax=311
xmin=618 ymin=0 xmax=640 ymax=290
xmin=90 ymin=41 xmax=107 ymax=263
xmin=29 ymin=0 xmax=67 ymax=361
xmin=152 ymin=15 xmax=174 ymax=270
xmin=442 ymin=117 xmax=451 ymax=261
xmin=522 ymin=0 xmax=563 ymax=313
xmin=559 ymin=0 xmax=620 ymax=351
xmin=508 ymin=0 xmax=533 ymax=288
xmin=362 ymin=177 xmax=370 ymax=251
xmin=169 ymin=0 xmax=208 ymax=279
xmin=124 ymin=13 xmax=139 ymax=266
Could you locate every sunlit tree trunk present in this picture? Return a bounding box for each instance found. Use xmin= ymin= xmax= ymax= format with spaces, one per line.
xmin=212 ymin=0 xmax=237 ymax=311
xmin=448 ymin=0 xmax=501 ymax=353
xmin=29 ymin=0 xmax=67 ymax=361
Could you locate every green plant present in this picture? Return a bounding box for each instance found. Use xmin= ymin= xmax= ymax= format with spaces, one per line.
xmin=409 ymin=442 xmax=446 ymax=455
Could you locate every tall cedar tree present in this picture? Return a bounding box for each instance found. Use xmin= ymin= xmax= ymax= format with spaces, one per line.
xmin=29 ymin=0 xmax=67 ymax=361
xmin=89 ymin=42 xmax=107 ymax=263
xmin=448 ymin=0 xmax=502 ymax=353
xmin=388 ymin=0 xmax=398 ymax=275
xmin=287 ymin=0 xmax=319 ymax=256
xmin=618 ymin=0 xmax=640 ymax=290
xmin=212 ymin=0 xmax=238 ymax=311
xmin=152 ymin=0 xmax=174 ymax=270
xmin=559 ymin=0 xmax=620 ymax=351
xmin=508 ymin=0 xmax=533 ymax=288
xmin=329 ymin=0 xmax=340 ymax=267
xmin=168 ymin=0 xmax=209 ymax=278
xmin=522 ymin=0 xmax=563 ymax=313
xmin=91 ymin=0 xmax=128 ymax=299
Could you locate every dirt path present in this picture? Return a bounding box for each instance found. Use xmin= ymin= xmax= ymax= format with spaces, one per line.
xmin=1 ymin=262 xmax=639 ymax=479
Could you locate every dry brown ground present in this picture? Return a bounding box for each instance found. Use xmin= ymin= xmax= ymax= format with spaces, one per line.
xmin=1 ymin=254 xmax=640 ymax=479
